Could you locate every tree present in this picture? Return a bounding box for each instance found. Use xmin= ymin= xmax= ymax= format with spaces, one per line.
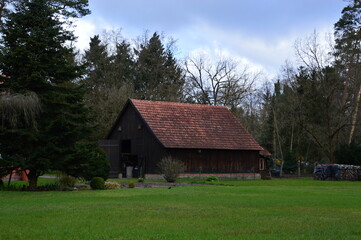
xmin=134 ymin=32 xmax=185 ymax=101
xmin=81 ymin=34 xmax=134 ymax=140
xmin=334 ymin=0 xmax=361 ymax=144
xmin=184 ymin=54 xmax=257 ymax=109
xmin=0 ymin=84 xmax=41 ymax=128
xmin=82 ymin=35 xmax=111 ymax=91
xmin=0 ymin=0 xmax=101 ymax=190
xmin=0 ymin=1 xmax=41 ymax=130
xmin=335 ymin=142 xmax=361 ymax=165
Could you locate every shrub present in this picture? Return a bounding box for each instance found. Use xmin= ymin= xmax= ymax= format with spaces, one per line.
xmin=137 ymin=178 xmax=144 ymax=183
xmin=260 ymin=170 xmax=271 ymax=180
xmin=104 ymin=181 xmax=121 ymax=190
xmin=206 ymin=176 xmax=219 ymax=182
xmin=37 ymin=183 xmax=61 ymax=191
xmin=0 ymin=183 xmax=25 ymax=191
xmin=335 ymin=142 xmax=361 ymax=166
xmin=90 ymin=177 xmax=105 ymax=190
xmin=66 ymin=142 xmax=110 ymax=181
xmin=158 ymin=156 xmax=185 ymax=183
xmin=58 ymin=175 xmax=77 ymax=188
xmin=128 ymin=182 xmax=136 ymax=188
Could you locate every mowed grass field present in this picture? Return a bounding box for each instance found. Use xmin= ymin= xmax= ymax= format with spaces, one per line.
xmin=1 ymin=178 xmax=361 ymax=240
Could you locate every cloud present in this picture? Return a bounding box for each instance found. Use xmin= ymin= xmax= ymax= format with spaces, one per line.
xmin=175 ymin=18 xmax=336 ymax=80
xmin=72 ymin=18 xmax=97 ymax=51
xmin=72 ymin=17 xmax=122 ymax=52
xmin=72 ymin=0 xmax=339 ymax=80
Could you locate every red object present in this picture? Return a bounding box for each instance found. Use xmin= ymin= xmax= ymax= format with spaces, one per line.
xmin=21 ymin=170 xmax=29 ymax=181
xmin=126 ymin=99 xmax=263 ymax=151
xmin=1 ymin=169 xmax=29 ymax=181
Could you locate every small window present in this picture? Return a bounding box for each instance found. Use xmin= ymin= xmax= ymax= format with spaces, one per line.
xmin=121 ymin=140 xmax=131 ymax=153
xmin=259 ymin=159 xmax=266 ymax=170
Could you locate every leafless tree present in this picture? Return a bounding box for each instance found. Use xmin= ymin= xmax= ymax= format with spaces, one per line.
xmin=184 ymin=54 xmax=259 ymax=109
xmin=294 ymin=32 xmax=349 ymax=162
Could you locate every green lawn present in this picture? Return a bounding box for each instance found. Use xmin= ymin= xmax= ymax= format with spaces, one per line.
xmin=1 ymin=178 xmax=361 ymax=240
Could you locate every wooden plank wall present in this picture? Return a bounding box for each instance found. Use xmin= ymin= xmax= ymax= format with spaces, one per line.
xmin=107 ymin=104 xmax=166 ymax=175
xmin=168 ymin=148 xmax=259 ymax=173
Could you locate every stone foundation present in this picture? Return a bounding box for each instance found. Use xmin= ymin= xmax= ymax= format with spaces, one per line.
xmin=145 ymin=173 xmax=261 ymax=180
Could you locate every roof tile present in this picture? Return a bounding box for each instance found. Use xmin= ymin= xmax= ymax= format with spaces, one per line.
xmin=130 ymin=99 xmax=262 ymax=151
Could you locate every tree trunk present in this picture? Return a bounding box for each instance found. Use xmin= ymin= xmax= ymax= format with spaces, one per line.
xmin=273 ymin=109 xmax=284 ymax=177
xmin=27 ymin=170 xmax=38 ymax=191
xmin=348 ymin=84 xmax=361 ymax=144
xmin=7 ymin=169 xmax=13 ymax=187
xmin=297 ymin=160 xmax=301 ymax=177
xmin=280 ymin=160 xmax=284 ymax=177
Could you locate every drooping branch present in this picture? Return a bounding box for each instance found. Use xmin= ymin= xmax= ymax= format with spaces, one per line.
xmin=0 ymin=91 xmax=41 ymax=128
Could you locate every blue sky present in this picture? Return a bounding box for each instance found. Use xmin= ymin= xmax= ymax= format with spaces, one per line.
xmin=74 ymin=0 xmax=347 ymax=79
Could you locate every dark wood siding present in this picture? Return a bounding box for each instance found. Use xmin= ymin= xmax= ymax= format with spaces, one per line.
xmin=168 ymin=148 xmax=259 ymax=173
xmin=102 ymin=101 xmax=261 ymax=177
xmin=99 ymin=139 xmax=120 ymax=178
xmin=107 ymin=104 xmax=166 ymax=175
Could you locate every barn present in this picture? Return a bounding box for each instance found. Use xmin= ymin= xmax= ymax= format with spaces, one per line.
xmin=100 ymin=99 xmax=264 ymax=179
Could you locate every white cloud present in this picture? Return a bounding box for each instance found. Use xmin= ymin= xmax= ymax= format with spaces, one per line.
xmin=72 ymin=17 xmax=121 ymax=52
xmin=176 ymin=19 xmax=336 ymax=80
xmin=71 ymin=10 xmax=336 ymax=83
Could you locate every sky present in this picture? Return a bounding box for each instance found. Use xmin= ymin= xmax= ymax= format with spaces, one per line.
xmin=73 ymin=0 xmax=347 ymax=80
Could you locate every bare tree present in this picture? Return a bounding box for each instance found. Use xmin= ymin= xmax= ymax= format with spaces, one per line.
xmin=294 ymin=30 xmax=332 ymax=74
xmin=184 ymin=54 xmax=258 ymax=109
xmin=293 ymin=32 xmax=348 ymax=163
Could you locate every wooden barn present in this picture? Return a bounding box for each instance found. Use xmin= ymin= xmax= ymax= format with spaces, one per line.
xmin=100 ymin=99 xmax=264 ymax=179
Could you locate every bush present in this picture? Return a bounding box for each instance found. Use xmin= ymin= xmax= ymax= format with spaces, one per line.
xmin=90 ymin=177 xmax=105 ymax=190
xmin=283 ymin=150 xmax=298 ymax=174
xmin=37 ymin=183 xmax=61 ymax=191
xmin=206 ymin=176 xmax=219 ymax=182
xmin=128 ymin=182 xmax=136 ymax=188
xmin=58 ymin=175 xmax=77 ymax=188
xmin=65 ymin=142 xmax=110 ymax=181
xmin=158 ymin=156 xmax=185 ymax=183
xmin=104 ymin=181 xmax=121 ymax=190
xmin=260 ymin=170 xmax=271 ymax=180
xmin=335 ymin=142 xmax=361 ymax=166
xmin=137 ymin=178 xmax=144 ymax=183
xmin=0 ymin=183 xmax=26 ymax=191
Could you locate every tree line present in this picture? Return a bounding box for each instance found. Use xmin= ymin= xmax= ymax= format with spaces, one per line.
xmin=0 ymin=0 xmax=360 ymax=188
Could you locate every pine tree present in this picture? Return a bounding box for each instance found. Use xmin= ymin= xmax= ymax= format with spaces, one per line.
xmin=334 ymin=0 xmax=361 ymax=144
xmin=134 ymin=32 xmax=184 ymax=101
xmin=82 ymin=36 xmax=134 ymax=140
xmin=82 ymin=35 xmax=111 ymax=91
xmin=0 ymin=0 xmax=105 ymax=189
xmin=112 ymin=40 xmax=135 ymax=85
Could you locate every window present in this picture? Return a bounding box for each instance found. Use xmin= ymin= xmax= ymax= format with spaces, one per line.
xmin=121 ymin=140 xmax=131 ymax=153
xmin=259 ymin=158 xmax=266 ymax=170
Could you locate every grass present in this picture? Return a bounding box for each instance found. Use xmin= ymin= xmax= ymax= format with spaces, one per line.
xmin=1 ymin=178 xmax=361 ymax=239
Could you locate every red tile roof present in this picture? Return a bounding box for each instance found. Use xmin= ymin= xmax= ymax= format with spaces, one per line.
xmin=130 ymin=99 xmax=263 ymax=151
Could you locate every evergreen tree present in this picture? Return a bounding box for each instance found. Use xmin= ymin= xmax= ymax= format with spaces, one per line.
xmin=0 ymin=0 xmax=105 ymax=189
xmin=82 ymin=35 xmax=134 ymax=140
xmin=134 ymin=32 xmax=184 ymax=101
xmin=111 ymin=40 xmax=135 ymax=85
xmin=82 ymin=35 xmax=111 ymax=91
xmin=334 ymin=0 xmax=361 ymax=144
